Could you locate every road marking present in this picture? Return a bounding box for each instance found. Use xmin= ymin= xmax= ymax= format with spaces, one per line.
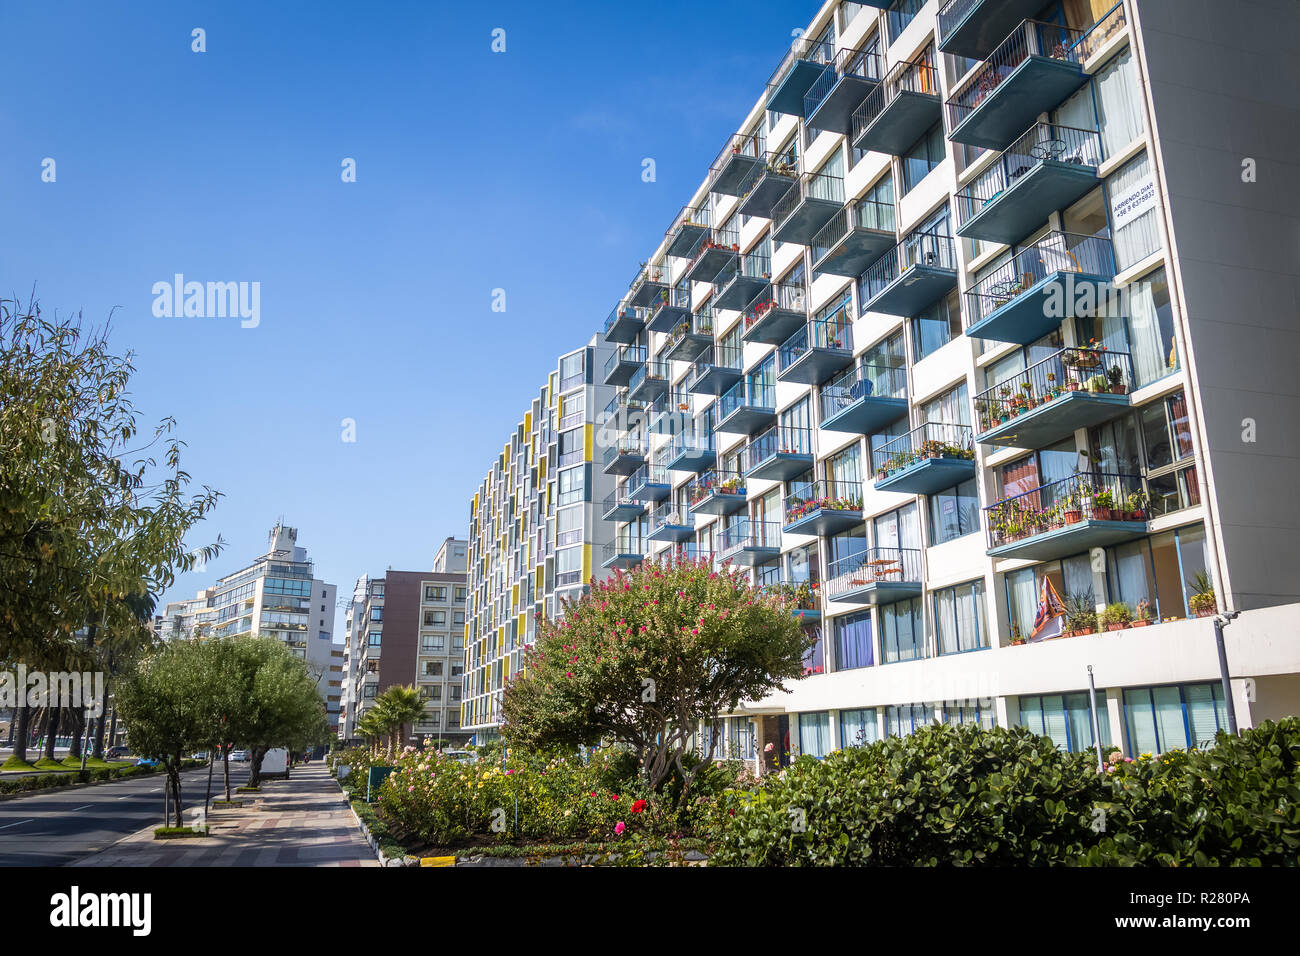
xmin=150 ymin=788 xmax=161 ymax=792
xmin=0 ymin=819 xmax=34 ymax=830
xmin=69 ymin=805 xmax=93 ymax=812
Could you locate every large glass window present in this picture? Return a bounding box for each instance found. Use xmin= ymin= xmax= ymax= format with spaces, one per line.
xmin=839 ymin=708 xmax=878 ymax=748
xmin=557 ymin=465 xmax=586 ymax=506
xmin=885 ymin=702 xmax=932 ymax=738
xmin=1005 ymin=555 xmax=1094 ymax=640
xmin=1125 ymin=268 xmax=1178 ymax=386
xmin=879 ymin=597 xmax=924 ymax=662
xmin=1020 ymin=692 xmax=1114 ymax=753
xmin=901 ymin=122 xmax=945 ymax=194
xmin=1124 ymin=682 xmax=1227 ymax=754
xmin=1094 ymin=48 xmax=1144 ymax=157
xmin=798 ymin=711 xmax=832 ymax=758
xmin=833 ymin=611 xmax=873 ymax=671
xmin=934 ymin=580 xmax=988 ymax=655
xmin=929 ymin=479 xmax=981 ymax=545
xmin=1108 ymin=151 xmax=1161 ymax=270
xmin=910 ymin=288 xmax=962 ymax=362
xmin=558 ymin=350 xmax=585 ymax=392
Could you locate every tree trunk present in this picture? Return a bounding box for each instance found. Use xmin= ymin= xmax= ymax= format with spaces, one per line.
xmin=248 ymin=746 xmax=268 ymax=788
xmin=107 ymin=705 xmax=118 ymax=751
xmin=67 ymin=709 xmax=86 ymax=760
xmin=39 ymin=706 xmax=57 ymax=761
xmin=222 ymin=750 xmax=231 ymax=801
xmin=12 ymin=705 xmax=29 ymax=763
xmin=169 ymin=755 xmax=184 ymax=828
xmin=92 ymin=710 xmax=107 ymax=760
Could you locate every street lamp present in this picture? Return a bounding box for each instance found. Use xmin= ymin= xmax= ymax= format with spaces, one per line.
xmin=1213 ymin=610 xmax=1241 ymax=734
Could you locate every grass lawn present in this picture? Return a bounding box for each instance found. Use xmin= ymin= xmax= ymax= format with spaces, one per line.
xmin=0 ymin=755 xmax=39 ymax=772
xmin=32 ymin=758 xmax=74 ymax=772
xmin=60 ymin=756 xmax=122 ymax=769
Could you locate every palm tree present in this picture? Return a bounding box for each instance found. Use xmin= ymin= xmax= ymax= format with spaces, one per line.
xmin=355 ymin=709 xmax=387 ymax=756
xmin=373 ymin=685 xmax=424 ymax=757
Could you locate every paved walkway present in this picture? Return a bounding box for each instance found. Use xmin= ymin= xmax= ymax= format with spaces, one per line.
xmin=70 ymin=763 xmax=378 ymax=867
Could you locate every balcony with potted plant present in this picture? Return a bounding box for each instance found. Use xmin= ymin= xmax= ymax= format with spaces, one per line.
xmin=686 ymin=469 xmax=748 ymax=517
xmin=973 ymin=345 xmax=1133 ymax=449
xmin=685 ymin=222 xmax=741 ymax=283
xmin=943 ymin=19 xmax=1087 ymax=150
xmin=663 ymin=311 xmax=714 ymax=364
xmin=873 ymin=422 xmax=976 ymax=494
xmin=627 ymin=260 xmax=670 ymax=309
xmin=782 ymin=478 xmax=864 ymax=536
xmin=737 ymin=146 xmax=801 ymax=219
xmin=628 ymin=359 xmax=671 ymax=404
xmin=664 ymin=200 xmax=712 ymax=260
xmin=962 ymin=232 xmax=1115 ymax=344
xmin=602 ymin=301 xmax=645 ymax=346
xmin=763 ymin=578 xmax=822 ymax=623
xmin=647 ymin=285 xmax=693 ymax=333
xmin=819 ymin=361 xmax=907 ymax=434
xmin=708 ymin=129 xmax=767 ymax=197
xmin=601 ymin=438 xmax=648 ymax=477
xmin=824 ymin=546 xmax=923 ymax=605
xmin=984 ymin=471 xmax=1148 ymax=561
xmin=777 ymin=306 xmax=855 ymax=385
xmin=742 ymin=277 xmax=806 ymax=345
xmin=712 ymin=248 xmax=772 ymax=311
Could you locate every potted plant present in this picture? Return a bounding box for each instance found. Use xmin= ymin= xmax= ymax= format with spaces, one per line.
xmin=1126 ymin=489 xmax=1149 ymax=520
xmin=1063 ymin=490 xmax=1083 ymax=525
xmin=1009 ymin=625 xmax=1026 ymax=646
xmin=1102 ymin=602 xmax=1132 ymax=631
xmin=1107 ymin=363 xmax=1127 ymax=395
xmin=1188 ymin=570 xmax=1217 ymax=617
xmin=1045 ymin=371 xmax=1058 ymax=400
xmin=1064 ymin=588 xmax=1097 ymax=637
xmin=1131 ymin=598 xmax=1154 ymax=627
xmin=1092 ymin=489 xmax=1115 ymax=520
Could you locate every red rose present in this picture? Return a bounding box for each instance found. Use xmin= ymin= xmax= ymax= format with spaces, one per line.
xmin=631 ymin=799 xmax=648 ymax=814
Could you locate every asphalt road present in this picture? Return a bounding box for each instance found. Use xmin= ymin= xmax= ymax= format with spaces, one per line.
xmin=0 ymin=762 xmax=251 ymax=866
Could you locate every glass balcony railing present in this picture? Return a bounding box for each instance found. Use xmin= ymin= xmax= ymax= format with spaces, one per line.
xmin=647 ymin=285 xmax=693 ymax=333
xmin=818 ymin=362 xmax=908 ymax=434
xmin=955 ymin=122 xmax=1102 ymax=244
xmin=686 ymin=469 xmax=748 ymax=515
xmin=873 ymin=422 xmax=977 ymax=495
xmin=627 ymin=263 xmax=670 ymax=309
xmin=603 ymin=344 xmax=646 ymax=387
xmin=963 ymin=232 xmax=1115 ymax=344
xmin=601 ymin=489 xmax=645 ymax=523
xmin=717 ymin=519 xmax=783 ymax=566
xmin=628 ymin=359 xmax=671 ymax=404
xmin=986 ymin=472 xmax=1148 ymax=558
xmin=712 ymin=249 xmax=773 ymax=311
xmin=945 ymin=20 xmax=1086 ymax=150
xmin=782 ymin=479 xmax=864 ymax=535
xmin=688 ymin=344 xmax=744 ymax=396
xmin=716 ymin=378 xmax=777 ymax=436
xmin=858 ymin=232 xmax=957 ymax=317
xmin=852 ymin=56 xmax=941 ymax=156
xmin=667 ymin=429 xmax=716 ymax=473
xmin=665 ymin=201 xmax=712 ymax=260
xmin=974 ymin=346 xmax=1134 ymax=448
xmin=742 ymin=424 xmax=814 ymax=481
xmin=626 ymin=462 xmax=671 ymax=502
xmin=663 ymin=311 xmax=715 ymax=364
xmin=648 ymin=501 xmax=695 ymax=543
xmin=603 ymin=302 xmax=645 ymax=346
xmin=601 ymin=539 xmax=644 ymax=570
xmin=825 ymin=547 xmax=923 ymax=603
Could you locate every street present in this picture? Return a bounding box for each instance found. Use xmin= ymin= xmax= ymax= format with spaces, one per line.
xmin=0 ymin=762 xmax=250 ymax=866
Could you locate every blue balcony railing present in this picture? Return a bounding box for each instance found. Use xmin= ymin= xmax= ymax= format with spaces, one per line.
xmin=985 ymin=471 xmax=1148 ymax=556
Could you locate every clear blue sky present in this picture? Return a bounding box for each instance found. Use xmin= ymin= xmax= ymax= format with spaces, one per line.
xmin=0 ymin=0 xmax=813 ymax=634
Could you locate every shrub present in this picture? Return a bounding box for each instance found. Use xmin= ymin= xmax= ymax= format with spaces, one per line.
xmin=1101 ymin=602 xmax=1132 ymax=627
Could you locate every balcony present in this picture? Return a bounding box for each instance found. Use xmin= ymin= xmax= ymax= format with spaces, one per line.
xmin=738 ymin=148 xmax=800 ymax=219
xmin=686 ymin=469 xmax=748 ymax=517
xmin=937 ymin=0 xmax=1053 ymax=60
xmin=688 ymin=345 xmax=744 ymax=396
xmin=986 ymin=472 xmax=1149 ymax=560
xmin=628 ymin=263 xmax=670 ymax=309
xmin=602 ymin=489 xmax=645 ymax=523
xmin=852 ymin=57 xmax=941 ymax=156
xmin=782 ymin=479 xmax=864 ymax=536
xmin=858 ymin=232 xmax=958 ymax=316
xmin=772 ymin=169 xmax=846 ymax=246
xmin=803 ymin=44 xmax=883 ymax=134
xmin=811 ymin=199 xmax=895 ymax=279
xmin=602 ymin=442 xmax=646 ymax=477
xmin=762 ymin=577 xmax=823 ymax=623
xmin=715 ymin=379 xmax=776 ymax=436
xmin=825 ymin=547 xmax=923 ymax=605
xmin=626 ymin=463 xmax=671 ymax=502
xmin=819 ymin=363 xmax=908 ymax=434
xmin=665 ymin=201 xmax=712 ymax=260
xmin=685 ymin=225 xmax=741 ymax=283
xmin=777 ymin=308 xmax=854 ymax=386
xmin=628 ymin=360 xmax=670 ymax=404
xmin=649 ymin=397 xmax=689 ymax=435
xmin=742 ymin=279 xmax=807 ymax=345
xmin=963 ymin=232 xmax=1115 ymax=345
xmin=603 ymin=344 xmax=646 ymax=388
xmin=712 ymin=250 xmax=772 ymax=312
xmin=742 ymin=425 xmax=813 ymax=482
xmin=647 ymin=286 xmax=693 ymax=333
xmin=663 ymin=311 xmax=714 ymax=364
xmin=666 ymin=430 xmax=716 ymax=473
xmin=601 ymin=540 xmax=643 ymax=571
xmin=974 ymin=346 xmax=1134 ymax=449
xmin=647 ymin=502 xmax=695 ymax=544
xmin=603 ymin=302 xmax=644 ymax=346
xmin=955 ymin=123 xmax=1102 ymax=245
xmin=945 ymin=20 xmax=1087 ymax=151
xmin=709 ymin=130 xmax=766 ymax=197
xmin=764 ymin=33 xmax=835 ymax=117
xmin=873 ymin=423 xmax=976 ymax=495
xmin=718 ymin=519 xmax=782 ymax=567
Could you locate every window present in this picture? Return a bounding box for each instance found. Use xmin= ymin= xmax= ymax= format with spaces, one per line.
xmin=1020 ymin=692 xmax=1113 ymax=752
xmin=1005 ymin=555 xmax=1093 ymax=640
xmin=798 ymin=712 xmax=832 ymax=759
xmin=910 ymin=288 xmax=962 ymax=362
xmin=1124 ymin=268 xmax=1178 ymax=387
xmin=929 ymin=479 xmax=981 ymax=545
xmin=424 ymin=609 xmax=447 ymax=627
xmin=425 ymin=585 xmax=447 ymax=601
xmin=556 ymin=505 xmax=584 ymax=547
xmin=879 ymin=597 xmax=924 ymax=662
xmin=934 ymin=580 xmax=988 ymax=655
xmin=370 ymin=607 xmax=382 ymax=621
xmin=425 ymin=685 xmax=442 ymax=701
xmin=1094 ymin=48 xmax=1144 ymax=157
xmin=1107 ymin=151 xmax=1160 ymax=270
xmin=885 ymin=0 xmax=924 ymax=44
xmin=423 ymin=661 xmax=443 ymax=677
xmin=557 ymin=428 xmax=584 ymax=468
xmin=1124 ymin=683 xmax=1227 ymax=754
xmin=900 ymin=122 xmax=944 ymax=194
xmin=833 ymin=612 xmax=873 ymax=671
xmin=885 ymin=702 xmax=932 ymax=738
xmin=558 ymin=351 xmax=585 ymax=392
xmin=455 ymin=587 xmax=467 ymax=602
xmin=421 ymin=634 xmax=445 ymax=652
xmin=555 ymin=546 xmax=582 ymax=587
xmin=802 ymin=624 xmax=825 ymax=675
xmin=367 ymin=631 xmax=382 ymax=647
xmin=557 ymin=465 xmax=586 ymax=506
xmin=839 ymin=708 xmax=879 ymax=748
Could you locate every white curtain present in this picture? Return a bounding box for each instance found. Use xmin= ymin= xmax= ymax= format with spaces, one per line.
xmin=1127 ymin=269 xmax=1171 ymax=386
xmin=1095 ymin=49 xmax=1144 ymax=158
xmin=1109 ymin=152 xmax=1161 ymax=269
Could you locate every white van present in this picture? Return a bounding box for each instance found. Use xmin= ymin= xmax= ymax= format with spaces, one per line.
xmin=259 ymin=748 xmax=290 ymax=779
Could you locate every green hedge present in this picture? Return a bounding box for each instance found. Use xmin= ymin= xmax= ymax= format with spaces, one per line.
xmin=0 ymin=759 xmax=206 ymax=796
xmin=709 ymin=718 xmax=1300 ymax=866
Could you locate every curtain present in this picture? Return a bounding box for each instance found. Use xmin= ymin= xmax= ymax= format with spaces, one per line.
xmin=835 ymin=613 xmax=873 ymax=670
xmin=1127 ymin=268 xmax=1176 ymax=386
xmin=936 ymin=587 xmax=958 ymax=655
xmin=1185 ymin=684 xmax=1225 ymax=746
xmin=798 ymin=712 xmax=831 ymax=758
xmin=1094 ymin=49 xmax=1144 ymax=158
xmin=1109 ymin=152 xmax=1161 ymax=270
xmin=1007 ymin=568 xmax=1037 ymax=638
xmin=1153 ymin=686 xmax=1188 ymax=752
xmin=840 ymin=709 xmax=878 ymax=748
xmin=1111 ymin=540 xmax=1152 ymax=609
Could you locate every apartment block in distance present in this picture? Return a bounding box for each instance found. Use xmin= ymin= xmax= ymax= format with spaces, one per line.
xmin=349 ymin=538 xmax=471 ymax=746
xmin=160 ymin=522 xmax=340 ymax=732
xmin=462 ymin=337 xmax=617 ymax=739
xmin=589 ymin=0 xmax=1298 ymax=767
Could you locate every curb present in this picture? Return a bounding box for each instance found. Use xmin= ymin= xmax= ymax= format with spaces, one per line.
xmin=335 ymin=780 xmax=417 ymax=868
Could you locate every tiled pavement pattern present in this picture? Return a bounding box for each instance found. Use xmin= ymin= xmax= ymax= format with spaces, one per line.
xmin=71 ymin=763 xmax=378 ymax=867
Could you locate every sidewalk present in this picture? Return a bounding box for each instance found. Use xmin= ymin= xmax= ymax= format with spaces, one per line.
xmin=70 ymin=763 xmax=378 ymax=867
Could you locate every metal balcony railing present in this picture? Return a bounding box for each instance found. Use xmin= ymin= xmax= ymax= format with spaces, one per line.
xmin=873 ymin=422 xmax=975 ymax=476
xmin=937 ymin=0 xmax=981 ymax=42
xmin=743 ymin=424 xmax=813 ymax=472
xmin=783 ymin=479 xmax=864 ymax=526
xmin=602 ymin=539 xmax=643 ymax=562
xmin=963 ymin=232 xmax=1115 ymax=329
xmin=772 ymin=168 xmax=846 ymax=234
xmin=803 ymin=43 xmax=883 ymax=116
xmin=709 ymin=130 xmax=766 ymax=184
xmin=690 ymin=345 xmax=743 ymax=386
xmin=669 ymin=428 xmax=714 ymax=458
xmin=718 ymin=519 xmax=782 ymax=558
xmin=944 ymin=20 xmax=1085 ymax=132
xmin=818 ymin=363 xmax=907 ymax=422
xmin=686 ymin=469 xmax=747 ymax=508
xmin=825 ymin=547 xmax=923 ymax=598
xmin=858 ymin=232 xmax=956 ymax=308
xmin=763 ymin=32 xmax=836 ymax=100
xmin=629 ymin=359 xmax=670 ymax=394
xmin=973 ymin=346 xmax=1134 ymax=431
xmin=955 ymin=122 xmax=1102 ymax=229
xmin=629 ymin=262 xmax=669 ymax=298
xmin=985 ymin=472 xmax=1146 ymax=550
xmin=778 ymin=306 xmax=854 ymax=375
xmin=852 ymin=56 xmax=940 ymax=140
xmin=1073 ymin=2 xmax=1126 ymax=61
xmin=811 ymin=198 xmax=896 ymax=265
xmin=665 ymin=200 xmax=711 ymax=237
xmin=742 ymin=277 xmax=807 ymax=332
xmin=603 ymin=303 xmax=644 ymax=337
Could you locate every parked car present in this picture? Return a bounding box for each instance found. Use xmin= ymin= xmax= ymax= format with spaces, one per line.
xmin=106 ymin=746 xmax=131 ymax=760
xmin=136 ymin=757 xmax=159 ymax=768
xmin=191 ymin=752 xmax=210 ymax=761
xmin=228 ymin=750 xmax=248 ymax=762
xmin=444 ymin=750 xmax=479 ymax=765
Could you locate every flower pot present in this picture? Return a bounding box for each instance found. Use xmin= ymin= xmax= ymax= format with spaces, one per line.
xmin=1195 ymin=607 xmax=1216 ymax=618
xmin=1064 ymin=509 xmax=1083 ymax=524
xmin=1093 ymin=507 xmax=1113 ymax=520
xmin=1110 ymin=384 xmax=1126 ymax=395
xmin=1066 ymin=382 xmax=1080 ymax=391
xmin=1129 ymin=620 xmax=1151 ymax=628
xmin=1107 ymin=623 xmax=1129 ymax=631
